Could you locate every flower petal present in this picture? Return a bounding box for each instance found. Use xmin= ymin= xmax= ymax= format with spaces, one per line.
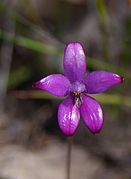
xmin=64 ymin=42 xmax=86 ymax=82
xmin=84 ymin=71 xmax=123 ymax=94
xmin=58 ymin=96 xmax=80 ymax=136
xmin=80 ymin=94 xmax=103 ymax=134
xmin=35 ymin=74 xmax=71 ymax=97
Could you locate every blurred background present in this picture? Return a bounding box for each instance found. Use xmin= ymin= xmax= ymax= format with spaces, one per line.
xmin=0 ymin=0 xmax=131 ymax=178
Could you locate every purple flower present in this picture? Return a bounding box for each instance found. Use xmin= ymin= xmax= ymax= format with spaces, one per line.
xmin=35 ymin=42 xmax=123 ymax=136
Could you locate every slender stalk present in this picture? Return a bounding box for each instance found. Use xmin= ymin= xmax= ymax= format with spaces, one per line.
xmin=66 ymin=137 xmax=72 ymax=179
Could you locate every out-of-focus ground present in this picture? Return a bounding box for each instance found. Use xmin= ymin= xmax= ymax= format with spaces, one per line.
xmin=0 ymin=0 xmax=131 ymax=178
xmin=0 ymin=140 xmax=101 ymax=179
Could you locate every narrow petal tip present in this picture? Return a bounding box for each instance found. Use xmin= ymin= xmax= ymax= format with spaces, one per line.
xmin=113 ymin=74 xmax=124 ymax=83
xmin=120 ymin=76 xmax=124 ymax=83
xmin=91 ymin=123 xmax=104 ymax=134
xmin=34 ymin=81 xmax=42 ymax=89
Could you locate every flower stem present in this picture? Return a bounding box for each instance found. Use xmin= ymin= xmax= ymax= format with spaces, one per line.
xmin=66 ymin=137 xmax=72 ymax=179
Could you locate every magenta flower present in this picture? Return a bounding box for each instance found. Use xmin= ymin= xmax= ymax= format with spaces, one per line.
xmin=35 ymin=42 xmax=123 ymax=136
